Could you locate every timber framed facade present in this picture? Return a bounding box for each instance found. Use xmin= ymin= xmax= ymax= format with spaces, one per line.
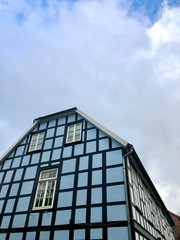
xmin=0 ymin=108 xmax=174 ymax=240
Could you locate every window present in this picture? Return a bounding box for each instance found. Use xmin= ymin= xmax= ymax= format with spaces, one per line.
xmin=66 ymin=123 xmax=82 ymax=143
xmin=29 ymin=132 xmax=45 ymax=152
xmin=33 ymin=169 xmax=58 ymax=210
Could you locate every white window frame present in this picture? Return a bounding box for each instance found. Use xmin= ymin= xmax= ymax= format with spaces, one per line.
xmin=66 ymin=122 xmax=82 ymax=144
xmin=29 ymin=132 xmax=45 ymax=152
xmin=33 ymin=168 xmax=58 ymax=210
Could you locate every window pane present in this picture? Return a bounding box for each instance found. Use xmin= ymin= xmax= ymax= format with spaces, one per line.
xmin=42 ymin=212 xmax=52 ymax=226
xmin=12 ymin=157 xmax=21 ymax=168
xmin=106 ymin=167 xmax=123 ymax=183
xmin=39 ymin=122 xmax=47 ymax=130
xmin=0 ymin=233 xmax=7 ymax=240
xmin=92 ymin=170 xmax=102 ymax=185
xmin=90 ymin=228 xmax=102 ymax=240
xmin=41 ymin=151 xmax=51 ymax=163
xmin=99 ymin=138 xmax=109 ymax=151
xmin=78 ymin=172 xmax=88 ymax=187
xmin=21 ymin=156 xmax=30 ymax=166
xmin=91 ymin=188 xmax=102 ymax=204
xmin=76 ymin=123 xmax=82 ymax=130
xmin=4 ymin=170 xmax=13 ymax=183
xmin=56 ymin=126 xmax=65 ymax=136
xmin=44 ymin=180 xmax=55 ymax=207
xmin=32 ymin=134 xmax=38 ymax=141
xmin=92 ymin=154 xmax=102 ymax=168
xmin=79 ymin=156 xmax=89 ymax=170
xmin=3 ymin=159 xmax=12 ymax=170
xmin=74 ymin=229 xmax=85 ymax=240
xmin=107 ymin=205 xmax=127 ymax=221
xmin=43 ymin=139 xmax=53 ymax=150
xmin=63 ymin=146 xmax=72 ymax=158
xmin=46 ymin=128 xmax=55 ymax=138
xmin=67 ymin=125 xmax=74 ymax=143
xmin=76 ymin=190 xmax=87 ymax=206
xmin=41 ymin=169 xmax=57 ymax=180
xmin=16 ymin=197 xmax=30 ymax=212
xmin=106 ymin=150 xmax=123 ymax=166
xmin=12 ymin=214 xmax=26 ymax=228
xmin=48 ymin=120 xmax=56 ymax=127
xmin=75 ymin=208 xmax=86 ymax=223
xmin=9 ymin=233 xmax=23 ymax=240
xmin=1 ymin=185 xmax=9 ymax=198
xmin=86 ymin=141 xmax=96 ymax=153
xmin=39 ymin=231 xmax=50 ymax=240
xmin=54 ymin=137 xmax=63 ymax=148
xmin=75 ymin=130 xmax=81 ymax=141
xmin=86 ymin=129 xmax=96 ymax=140
xmin=62 ymin=159 xmax=76 ymax=173
xmin=31 ymin=153 xmax=40 ymax=164
xmin=26 ymin=232 xmax=36 ymax=240
xmin=67 ymin=136 xmax=73 ymax=142
xmin=4 ymin=199 xmax=15 ymax=213
xmin=9 ymin=183 xmax=19 ymax=196
xmin=74 ymin=143 xmax=84 ymax=155
xmin=28 ymin=213 xmax=39 ymax=227
xmin=24 ymin=166 xmax=37 ymax=179
xmin=60 ymin=175 xmax=74 ymax=189
xmin=69 ymin=125 xmax=74 ymax=132
xmin=52 ymin=149 xmax=61 ymax=160
xmin=54 ymin=230 xmax=69 ymax=240
xmin=35 ymin=182 xmax=46 ymax=208
xmin=21 ymin=181 xmax=34 ymax=195
xmin=55 ymin=210 xmax=71 ymax=225
xmin=68 ymin=114 xmax=76 ymax=123
xmin=108 ymin=227 xmax=128 ymax=240
xmin=0 ymin=200 xmax=4 ymax=214
xmin=1 ymin=216 xmax=11 ymax=228
xmin=107 ymin=185 xmax=125 ymax=202
xmin=58 ymin=192 xmax=73 ymax=207
xmin=91 ymin=207 xmax=102 ymax=223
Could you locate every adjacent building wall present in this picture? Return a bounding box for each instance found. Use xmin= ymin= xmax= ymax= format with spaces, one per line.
xmin=169 ymin=212 xmax=180 ymax=240
xmin=126 ymin=157 xmax=174 ymax=240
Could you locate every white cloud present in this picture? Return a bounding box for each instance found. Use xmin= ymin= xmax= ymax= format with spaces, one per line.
xmin=149 ymin=6 xmax=180 ymax=46
xmin=0 ymin=0 xmax=180 ymax=213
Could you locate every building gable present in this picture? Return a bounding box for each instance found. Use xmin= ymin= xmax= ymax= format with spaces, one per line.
xmin=0 ymin=108 xmax=130 ymax=240
xmin=0 ymin=107 xmax=175 ymax=240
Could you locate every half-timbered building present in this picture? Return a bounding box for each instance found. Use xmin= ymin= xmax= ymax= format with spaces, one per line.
xmin=0 ymin=108 xmax=174 ymax=240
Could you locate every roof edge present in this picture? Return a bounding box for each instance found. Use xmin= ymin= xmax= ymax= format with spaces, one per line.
xmin=0 ymin=121 xmax=38 ymax=164
xmin=76 ymin=108 xmax=129 ymax=147
xmin=34 ymin=107 xmax=77 ymax=123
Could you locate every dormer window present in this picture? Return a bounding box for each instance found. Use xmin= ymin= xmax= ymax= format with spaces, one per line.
xmin=29 ymin=132 xmax=45 ymax=152
xmin=66 ymin=123 xmax=82 ymax=143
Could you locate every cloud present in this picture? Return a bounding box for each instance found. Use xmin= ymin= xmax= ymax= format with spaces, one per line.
xmin=0 ymin=0 xmax=180 ymax=213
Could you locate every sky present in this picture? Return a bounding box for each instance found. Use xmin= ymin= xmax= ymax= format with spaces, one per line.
xmin=0 ymin=0 xmax=180 ymax=214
